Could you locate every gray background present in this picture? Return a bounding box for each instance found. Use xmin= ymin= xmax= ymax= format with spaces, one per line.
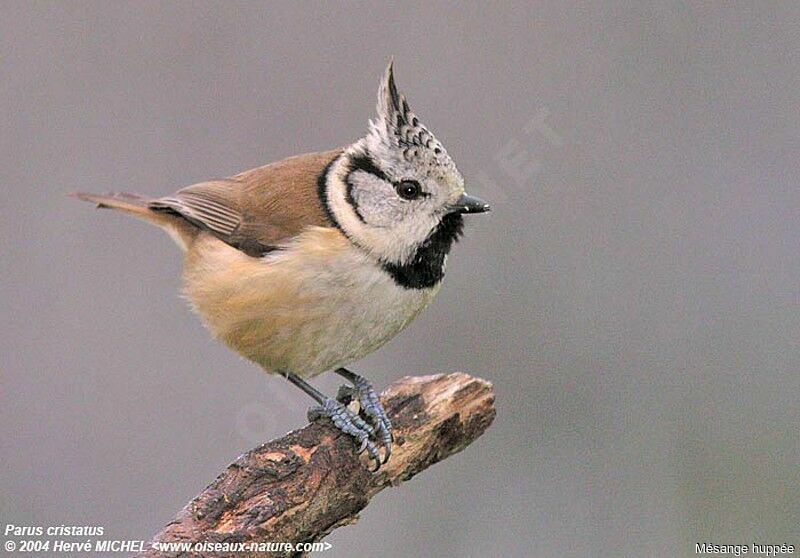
xmin=2 ymin=2 xmax=798 ymax=557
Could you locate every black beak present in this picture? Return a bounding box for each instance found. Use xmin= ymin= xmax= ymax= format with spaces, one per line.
xmin=451 ymin=193 xmax=491 ymax=214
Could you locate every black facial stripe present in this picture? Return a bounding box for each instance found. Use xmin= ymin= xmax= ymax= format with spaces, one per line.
xmin=344 ymin=179 xmax=366 ymax=223
xmin=316 ymin=156 xmax=341 ymax=230
xmin=316 ymin=153 xmax=371 ymax=253
xmin=382 ymin=213 xmax=464 ymax=290
xmin=349 ymin=153 xmax=388 ymax=182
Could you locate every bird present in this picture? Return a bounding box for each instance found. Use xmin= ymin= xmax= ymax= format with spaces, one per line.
xmin=74 ymin=61 xmax=490 ymax=471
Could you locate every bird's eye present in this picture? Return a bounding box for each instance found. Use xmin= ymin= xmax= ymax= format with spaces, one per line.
xmin=395 ymin=180 xmax=423 ymax=200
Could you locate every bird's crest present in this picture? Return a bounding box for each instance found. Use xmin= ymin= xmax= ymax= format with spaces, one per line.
xmin=366 ymin=60 xmax=458 ymax=180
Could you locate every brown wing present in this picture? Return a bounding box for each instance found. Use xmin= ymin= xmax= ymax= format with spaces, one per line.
xmin=149 ymin=149 xmax=342 ymax=256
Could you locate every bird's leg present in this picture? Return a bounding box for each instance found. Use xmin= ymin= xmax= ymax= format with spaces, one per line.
xmin=285 ymin=372 xmax=382 ymax=471
xmin=334 ymin=367 xmax=392 ymax=463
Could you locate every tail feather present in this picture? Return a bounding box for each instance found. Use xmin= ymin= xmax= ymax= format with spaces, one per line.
xmin=72 ymin=191 xmax=153 ymax=214
xmin=71 ymin=191 xmax=196 ymax=250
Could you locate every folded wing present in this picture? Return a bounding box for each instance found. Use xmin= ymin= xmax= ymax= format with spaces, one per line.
xmin=150 ymin=149 xmax=341 ymax=257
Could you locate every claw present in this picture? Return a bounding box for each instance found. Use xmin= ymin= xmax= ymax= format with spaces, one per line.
xmin=344 ymin=376 xmax=393 ymax=465
xmin=307 ymin=397 xmax=383 ymax=470
xmin=365 ymin=440 xmax=380 ymax=467
xmin=363 ymin=441 xmax=381 ymax=472
xmin=290 ymin=372 xmax=385 ymax=472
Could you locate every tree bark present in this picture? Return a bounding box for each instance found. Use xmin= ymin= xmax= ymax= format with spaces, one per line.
xmin=135 ymin=372 xmax=496 ymax=558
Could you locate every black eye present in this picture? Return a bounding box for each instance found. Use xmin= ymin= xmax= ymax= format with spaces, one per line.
xmin=395 ymin=180 xmax=423 ymax=200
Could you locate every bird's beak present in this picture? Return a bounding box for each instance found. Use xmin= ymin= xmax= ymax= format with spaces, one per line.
xmin=450 ymin=193 xmax=491 ymax=214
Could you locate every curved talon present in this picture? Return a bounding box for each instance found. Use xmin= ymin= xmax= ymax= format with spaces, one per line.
xmin=366 ymin=446 xmax=382 ymax=472
xmin=374 ymin=418 xmax=393 ymax=464
xmin=365 ymin=440 xmax=380 ymax=469
xmin=347 ymin=378 xmax=393 ymax=463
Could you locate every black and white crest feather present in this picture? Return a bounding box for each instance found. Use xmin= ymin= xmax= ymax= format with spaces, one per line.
xmin=366 ymin=61 xmax=459 ymax=181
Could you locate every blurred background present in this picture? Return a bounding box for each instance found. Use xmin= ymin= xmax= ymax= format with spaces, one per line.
xmin=1 ymin=2 xmax=798 ymax=557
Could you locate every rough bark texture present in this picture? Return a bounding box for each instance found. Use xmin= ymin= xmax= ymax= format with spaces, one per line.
xmin=135 ymin=372 xmax=495 ymax=558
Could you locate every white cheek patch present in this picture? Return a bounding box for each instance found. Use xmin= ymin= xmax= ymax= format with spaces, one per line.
xmin=348 ymin=171 xmax=402 ymax=227
xmin=326 ymin=149 xmax=439 ymax=264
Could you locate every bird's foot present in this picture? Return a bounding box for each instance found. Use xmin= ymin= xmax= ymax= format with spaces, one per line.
xmin=336 ymin=375 xmax=393 ymax=464
xmin=307 ymin=398 xmax=382 ymax=471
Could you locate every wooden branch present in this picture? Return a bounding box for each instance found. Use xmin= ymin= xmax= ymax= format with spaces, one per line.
xmin=135 ymin=372 xmax=496 ymax=558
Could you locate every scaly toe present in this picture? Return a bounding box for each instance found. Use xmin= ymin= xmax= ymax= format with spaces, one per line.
xmin=308 ymin=398 xmax=385 ymax=469
xmin=350 ymin=378 xmax=393 ymax=462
